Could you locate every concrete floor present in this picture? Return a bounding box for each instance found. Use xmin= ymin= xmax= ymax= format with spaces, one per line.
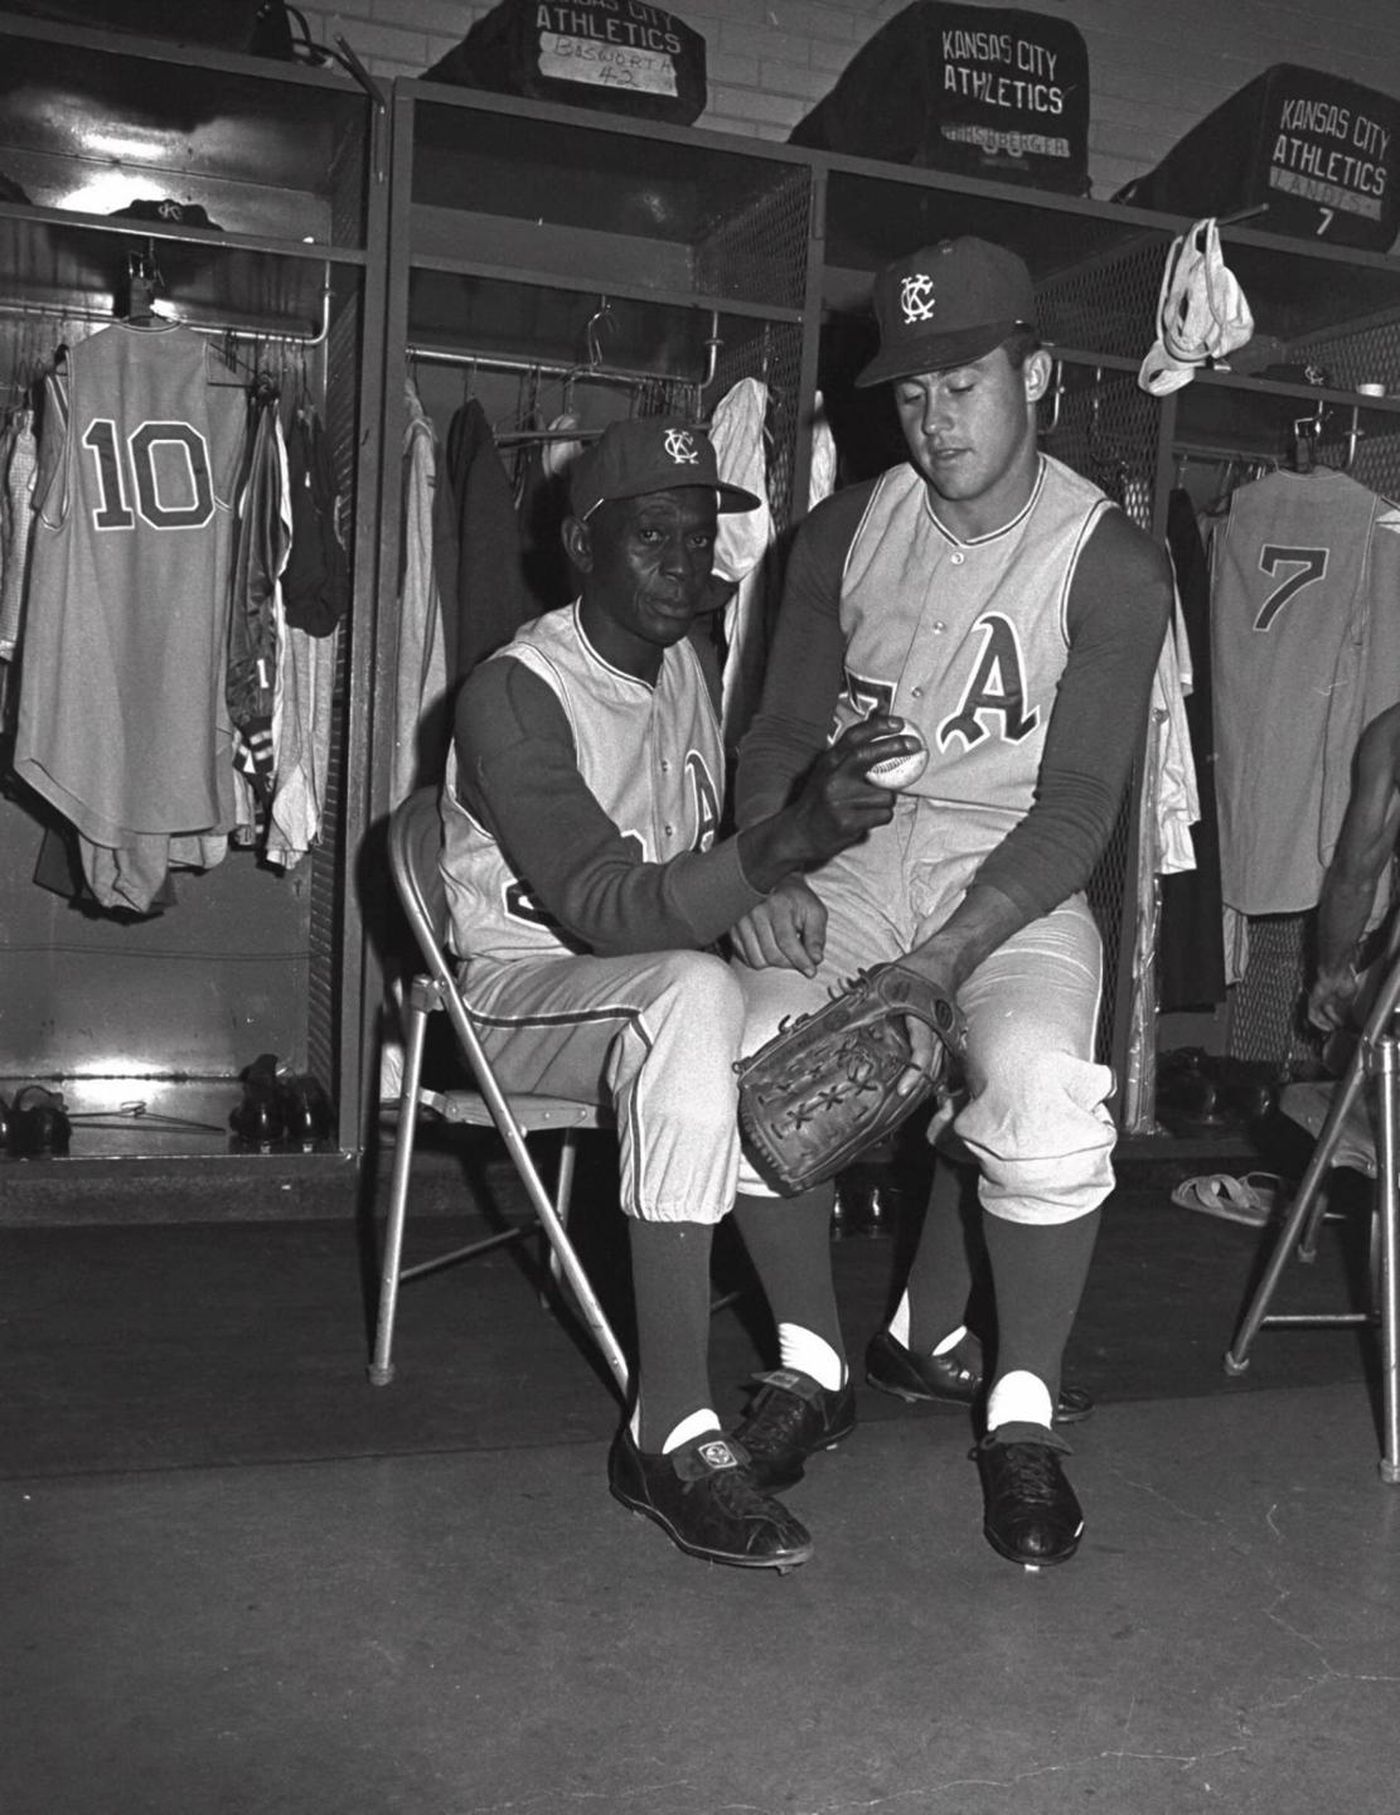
xmin=6 ymin=1374 xmax=1400 ymax=1815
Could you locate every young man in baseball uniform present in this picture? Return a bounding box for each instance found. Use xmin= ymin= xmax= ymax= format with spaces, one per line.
xmin=440 ymin=417 xmax=922 ymax=1571
xmin=727 ymin=238 xmax=1173 ymax=1568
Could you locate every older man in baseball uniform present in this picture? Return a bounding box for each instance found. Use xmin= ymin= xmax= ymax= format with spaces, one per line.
xmin=440 ymin=416 xmax=922 ymax=1571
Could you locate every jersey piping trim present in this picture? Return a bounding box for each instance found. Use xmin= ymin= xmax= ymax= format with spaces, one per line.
xmin=843 ymin=481 xmax=887 ymax=585
xmin=462 ymin=999 xmax=648 ymax=1036
xmin=923 ymin=455 xmax=1048 ymax=549
xmin=1058 ymin=498 xmax=1115 ymax=647
xmin=571 ymin=599 xmax=659 ymax=694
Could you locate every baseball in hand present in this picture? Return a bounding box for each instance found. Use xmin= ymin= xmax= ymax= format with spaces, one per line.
xmin=864 ymin=728 xmax=929 ymax=791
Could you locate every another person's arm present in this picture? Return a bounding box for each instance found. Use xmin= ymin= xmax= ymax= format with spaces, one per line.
xmin=730 ymin=489 xmax=869 ymax=973
xmin=1309 ymin=706 xmax=1400 ymax=1032
xmin=734 ymin=486 xmax=871 ymax=826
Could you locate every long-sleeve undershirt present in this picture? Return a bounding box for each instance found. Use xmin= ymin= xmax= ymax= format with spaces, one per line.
xmin=454 ymin=654 xmax=765 ymax=957
xmin=735 ymin=476 xmax=1173 ymax=922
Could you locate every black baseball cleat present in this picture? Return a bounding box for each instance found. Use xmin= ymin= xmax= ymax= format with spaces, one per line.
xmin=275 ymin=1072 xmax=334 ymax=1147
xmin=730 ymin=1367 xmax=857 ymax=1492
xmin=608 ymin=1428 xmax=813 ymax=1571
xmin=865 ymin=1329 xmax=1095 ymax=1424
xmin=973 ymin=1432 xmax=1085 ymax=1569
xmin=229 ymin=1053 xmax=286 ymax=1147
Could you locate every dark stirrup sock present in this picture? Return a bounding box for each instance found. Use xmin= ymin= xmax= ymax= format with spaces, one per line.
xmin=980 ymin=1207 xmax=1102 ymax=1403
xmin=903 ymin=1152 xmax=982 ymax=1353
xmin=626 ymin=1220 xmax=717 ymax=1453
xmin=731 ymin=1187 xmax=845 ymax=1361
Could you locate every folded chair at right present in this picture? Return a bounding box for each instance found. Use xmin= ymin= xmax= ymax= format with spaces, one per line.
xmin=1224 ymin=947 xmax=1400 ymax=1482
xmin=368 ymin=787 xmax=629 ymax=1398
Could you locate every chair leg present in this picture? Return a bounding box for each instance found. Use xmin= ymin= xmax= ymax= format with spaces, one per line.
xmin=548 ymin=1129 xmax=579 ymax=1296
xmin=367 ymin=998 xmax=431 ymax=1386
xmin=1225 ymin=1047 xmax=1370 ymax=1375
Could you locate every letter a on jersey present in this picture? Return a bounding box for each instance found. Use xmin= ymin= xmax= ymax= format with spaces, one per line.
xmin=937 ymin=613 xmax=1039 ymax=749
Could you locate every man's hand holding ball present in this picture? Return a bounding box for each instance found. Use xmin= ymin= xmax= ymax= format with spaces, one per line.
xmin=863 ymin=723 xmax=929 ymax=791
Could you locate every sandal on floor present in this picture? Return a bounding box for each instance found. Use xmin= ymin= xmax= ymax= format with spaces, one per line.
xmin=1169 ymin=1171 xmax=1288 ymax=1229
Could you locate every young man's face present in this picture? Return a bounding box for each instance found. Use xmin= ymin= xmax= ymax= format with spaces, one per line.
xmin=893 ymin=344 xmax=1048 ymax=520
xmin=572 ymin=486 xmax=718 ymax=677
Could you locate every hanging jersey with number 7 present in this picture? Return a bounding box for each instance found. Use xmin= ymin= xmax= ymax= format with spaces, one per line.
xmin=1210 ymin=466 xmax=1400 ymax=914
xmin=15 ymin=322 xmax=247 ymax=867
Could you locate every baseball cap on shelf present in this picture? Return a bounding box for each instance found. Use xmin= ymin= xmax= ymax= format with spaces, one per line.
xmin=569 ymin=417 xmax=761 ymax=520
xmin=108 ymin=198 xmax=223 ymax=231
xmin=856 ymin=237 xmax=1038 ymax=388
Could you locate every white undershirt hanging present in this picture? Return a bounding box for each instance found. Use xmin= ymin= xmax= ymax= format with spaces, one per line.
xmin=708 ymin=376 xmax=773 ymax=750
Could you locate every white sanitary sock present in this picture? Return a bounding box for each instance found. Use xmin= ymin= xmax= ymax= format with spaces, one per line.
xmin=986 ymin=1369 xmax=1054 ymax=1432
xmin=888 ymin=1290 xmax=966 ymax=1357
xmin=777 ymin=1322 xmax=846 ymax=1390
xmin=629 ymin=1404 xmax=721 ymax=1454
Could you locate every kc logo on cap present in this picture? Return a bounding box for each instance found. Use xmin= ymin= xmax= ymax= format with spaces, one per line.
xmin=857 ymin=237 xmax=1038 ymax=388
xmin=663 ymin=427 xmax=701 ymax=465
xmin=900 ymin=274 xmax=938 ymax=325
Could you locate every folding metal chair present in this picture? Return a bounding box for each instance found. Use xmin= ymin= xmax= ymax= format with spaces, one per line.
xmin=367 ymin=787 xmax=629 ymax=1396
xmin=1224 ymin=949 xmax=1400 ymax=1482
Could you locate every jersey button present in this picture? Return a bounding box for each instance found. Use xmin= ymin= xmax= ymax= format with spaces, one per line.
xmin=930 ymin=622 xmax=945 ymax=634
xmin=664 ymin=824 xmax=675 ymax=837
xmin=660 ymin=759 xmax=671 ymax=772
xmin=951 ymin=552 xmax=965 ymax=566
xmin=910 ymin=686 xmax=924 ymax=698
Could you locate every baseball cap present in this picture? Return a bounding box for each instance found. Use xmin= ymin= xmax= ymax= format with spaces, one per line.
xmin=569 ymin=417 xmax=761 ymax=520
xmin=109 ymin=199 xmax=223 ymax=231
xmin=855 ymin=237 xmax=1037 ymax=387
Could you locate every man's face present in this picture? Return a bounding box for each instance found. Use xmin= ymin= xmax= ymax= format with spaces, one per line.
xmin=574 ymin=486 xmax=718 ymax=673
xmin=893 ymin=345 xmax=1046 ymax=516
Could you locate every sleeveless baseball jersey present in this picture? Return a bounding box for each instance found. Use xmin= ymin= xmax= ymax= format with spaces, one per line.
xmin=832 ymin=453 xmax=1112 ymax=863
xmin=441 ymin=603 xmax=724 ymax=962
xmin=1211 ymin=468 xmax=1400 ymax=914
xmin=15 ymin=322 xmax=246 ymax=847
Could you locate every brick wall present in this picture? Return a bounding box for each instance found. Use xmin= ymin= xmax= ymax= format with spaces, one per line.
xmin=296 ymin=0 xmax=1400 ymax=200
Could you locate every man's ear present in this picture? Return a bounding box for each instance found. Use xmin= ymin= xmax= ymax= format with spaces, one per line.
xmin=1022 ymin=348 xmax=1053 ymax=406
xmin=562 ymin=513 xmax=593 ymax=573
xmin=1016 ymin=346 xmax=1053 ymax=404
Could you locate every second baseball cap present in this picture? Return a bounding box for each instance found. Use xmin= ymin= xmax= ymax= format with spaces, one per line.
xmin=856 ymin=237 xmax=1037 ymax=387
xmin=569 ymin=417 xmax=761 ymax=519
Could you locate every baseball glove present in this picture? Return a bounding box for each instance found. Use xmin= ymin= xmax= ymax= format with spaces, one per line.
xmin=735 ymin=962 xmax=968 ymax=1195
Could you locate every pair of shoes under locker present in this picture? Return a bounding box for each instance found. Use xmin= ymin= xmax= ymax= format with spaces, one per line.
xmin=229 ymin=1054 xmax=333 ymax=1150
xmin=5 ymin=1084 xmax=73 ymax=1157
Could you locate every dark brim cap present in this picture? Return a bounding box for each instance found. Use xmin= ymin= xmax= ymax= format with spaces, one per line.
xmin=570 ymin=417 xmax=761 ymax=519
xmin=855 ymin=237 xmax=1037 ymax=388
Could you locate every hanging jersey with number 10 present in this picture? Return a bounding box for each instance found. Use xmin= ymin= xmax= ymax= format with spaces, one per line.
xmin=1211 ymin=467 xmax=1400 ymax=914
xmin=15 ymin=322 xmax=247 ymax=870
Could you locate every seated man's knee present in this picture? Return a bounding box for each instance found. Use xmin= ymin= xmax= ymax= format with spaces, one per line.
xmin=639 ymin=952 xmax=749 ymax=1072
xmin=652 ymin=950 xmax=746 ymax=1019
xmin=961 ymin=1045 xmax=1115 ymax=1178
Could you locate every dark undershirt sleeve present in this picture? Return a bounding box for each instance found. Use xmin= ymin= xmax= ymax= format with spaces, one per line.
xmin=455 ymin=656 xmax=763 ymax=957
xmin=972 ymin=508 xmax=1174 ymax=917
xmin=734 ymin=484 xmax=872 ymax=827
